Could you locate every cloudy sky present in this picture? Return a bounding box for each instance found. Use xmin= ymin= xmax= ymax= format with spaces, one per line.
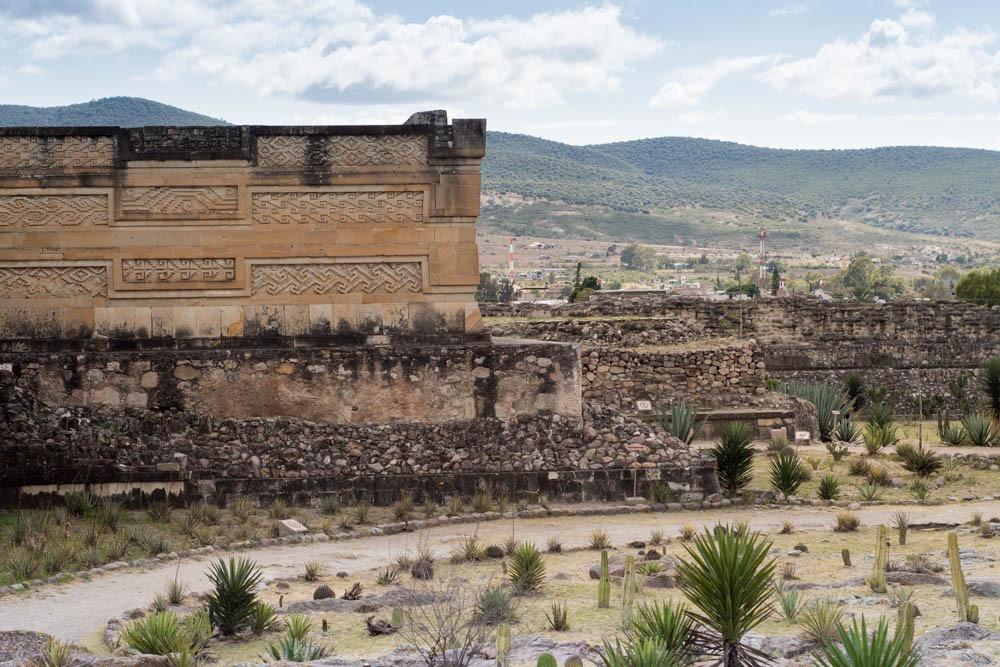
xmin=3 ymin=0 xmax=1000 ymax=148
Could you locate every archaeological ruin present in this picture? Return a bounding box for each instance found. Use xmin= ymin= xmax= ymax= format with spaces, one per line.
xmin=0 ymin=112 xmax=713 ymax=507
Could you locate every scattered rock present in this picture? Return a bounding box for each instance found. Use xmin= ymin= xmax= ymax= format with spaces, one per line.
xmin=276 ymin=518 xmax=308 ymax=537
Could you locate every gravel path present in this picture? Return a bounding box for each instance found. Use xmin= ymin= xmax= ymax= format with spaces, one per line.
xmin=2 ymin=500 xmax=998 ymax=644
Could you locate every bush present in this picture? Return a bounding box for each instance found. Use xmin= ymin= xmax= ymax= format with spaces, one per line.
xmin=848 ymin=458 xmax=872 ymax=477
xmin=939 ymin=421 xmax=967 ymax=447
xmin=63 ymin=491 xmax=96 ymax=517
xmin=769 ymin=450 xmax=807 ymax=497
xmin=863 ymin=423 xmax=898 ymax=455
xmin=899 ymin=444 xmax=942 ymax=477
xmin=799 ymin=597 xmax=845 ymax=644
xmin=303 ymin=561 xmax=322 ymax=582
xmin=589 ymin=529 xmax=612 ymax=550
xmin=834 ymin=415 xmax=863 ymax=445
xmin=962 ymin=412 xmax=997 ymax=447
xmin=119 ymin=612 xmax=190 ymax=655
xmin=452 ymin=534 xmax=485 ymax=563
xmin=507 ymin=542 xmax=545 ymax=593
xmin=835 ymin=512 xmax=861 ymax=532
xmin=867 ymin=399 xmax=895 ymax=429
xmin=814 ymin=615 xmax=918 ymax=667
xmin=711 ymin=422 xmax=756 ymax=496
xmin=249 ymin=601 xmax=282 ymax=635
xmin=818 ymin=475 xmax=841 ymax=501
xmin=474 ymin=587 xmax=517 ymax=625
xmin=865 ymin=464 xmax=892 ymax=487
xmin=205 ymin=557 xmax=264 ymax=635
xmin=856 ymin=482 xmax=883 ymax=502
xmin=545 ymin=601 xmax=570 ymax=631
xmin=261 ymin=635 xmax=329 ymax=662
xmin=625 ymin=601 xmax=693 ymax=659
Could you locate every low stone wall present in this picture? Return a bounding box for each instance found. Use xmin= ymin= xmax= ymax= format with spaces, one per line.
xmin=488 ymin=317 xmax=695 ymax=347
xmin=581 ymin=339 xmax=765 ymax=410
xmin=2 ymin=338 xmax=580 ymax=424
xmin=0 ymin=362 xmax=713 ymax=505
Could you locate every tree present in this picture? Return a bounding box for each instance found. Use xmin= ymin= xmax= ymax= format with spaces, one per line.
xmin=733 ymin=253 xmax=752 ymax=284
xmin=570 ymin=276 xmax=600 ymax=302
xmin=475 ymin=272 xmax=514 ymax=303
xmin=956 ymin=268 xmax=1000 ymax=306
xmin=837 ymin=253 xmax=903 ymax=301
xmin=770 ymin=264 xmax=780 ymax=296
xmin=620 ymin=244 xmax=656 ymax=271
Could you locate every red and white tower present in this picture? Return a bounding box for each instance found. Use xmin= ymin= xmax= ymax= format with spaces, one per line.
xmin=507 ymin=236 xmax=516 ymax=284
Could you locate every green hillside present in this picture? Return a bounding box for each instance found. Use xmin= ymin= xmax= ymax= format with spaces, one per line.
xmin=0 ymin=97 xmax=228 ymax=127
xmin=482 ymin=131 xmax=1000 ymax=245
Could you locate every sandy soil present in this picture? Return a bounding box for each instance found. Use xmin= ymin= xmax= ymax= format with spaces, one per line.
xmin=3 ymin=500 xmax=1000 ymax=644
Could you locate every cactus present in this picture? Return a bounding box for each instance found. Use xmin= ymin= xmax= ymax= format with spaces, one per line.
xmin=842 ymin=548 xmax=851 ymax=567
xmin=390 ymin=606 xmax=404 ymax=628
xmin=897 ymin=522 xmax=908 ymax=546
xmin=621 ymin=556 xmax=637 ymax=626
xmin=536 ymin=654 xmax=558 ymax=667
xmin=867 ymin=525 xmax=888 ymax=593
xmin=948 ymin=532 xmax=980 ymax=623
xmin=564 ymin=659 xmax=583 ymax=667
xmin=895 ymin=601 xmax=915 ymax=654
xmin=496 ymin=624 xmax=511 ymax=667
xmin=597 ymin=550 xmax=611 ymax=609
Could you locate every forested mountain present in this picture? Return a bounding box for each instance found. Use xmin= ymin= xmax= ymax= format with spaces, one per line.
xmin=0 ymin=97 xmax=228 ymax=127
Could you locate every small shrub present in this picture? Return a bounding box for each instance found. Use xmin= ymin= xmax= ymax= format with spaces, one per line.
xmin=95 ymin=498 xmax=124 ymax=531
xmin=767 ymin=437 xmax=791 ymax=455
xmin=848 ymin=458 xmax=872 ymax=477
xmin=63 ymin=491 xmax=96 ymax=517
xmin=152 ymin=594 xmax=169 ymax=613
xmin=452 ymin=534 xmax=485 ymax=563
xmin=962 ymin=412 xmax=997 ymax=447
xmin=911 ymin=479 xmax=931 ymax=501
xmin=6 ymin=548 xmax=38 ymax=581
xmin=392 ymin=494 xmax=415 ymax=521
xmin=780 ymin=382 xmax=847 ymax=441
xmin=813 ymin=616 xmax=918 ymax=667
xmin=637 ymin=561 xmax=663 ymax=576
xmin=422 ymin=499 xmax=438 ymax=518
xmin=267 ymin=499 xmax=290 ymax=520
xmin=119 ymin=612 xmax=189 ymax=655
xmin=471 ymin=490 xmax=494 ymax=514
xmin=43 ymin=544 xmax=73 ymax=575
xmin=284 ymin=614 xmax=313 ymax=642
xmin=474 ymin=587 xmax=517 ymax=625
xmin=589 ymin=529 xmax=612 ymax=550
xmin=899 ymin=444 xmax=943 ymax=477
xmin=446 ymin=496 xmax=464 ymax=516
xmin=780 ymin=562 xmax=797 ymax=580
xmin=250 ymin=601 xmax=282 ymax=635
xmin=939 ymin=421 xmax=967 ymax=447
xmin=303 ymin=561 xmax=322 ymax=582
xmin=780 ymin=520 xmax=795 ymax=535
xmin=545 ymin=601 xmax=570 ymax=631
xmin=493 ymin=495 xmax=509 ymax=515
xmin=165 ymin=578 xmax=186 ymax=605
xmin=835 ymin=512 xmax=861 ymax=532
xmin=376 ymin=568 xmax=399 ymax=586
xmin=649 ymin=529 xmax=664 ymax=546
xmin=353 ymin=501 xmax=371 ymax=525
xmin=231 ymin=497 xmax=255 ymax=522
xmin=817 ymin=474 xmax=841 ymax=501
xmin=546 ymin=536 xmax=563 ymax=553
xmin=189 ymin=501 xmax=221 ymax=525
xmin=138 ymin=529 xmax=171 ymax=557
xmin=712 ymin=422 xmax=755 ymax=495
xmin=865 ymin=464 xmax=892 ymax=487
xmin=502 ymin=536 xmax=520 ymax=557
xmin=320 ymin=496 xmax=339 ymax=516
xmin=262 ymin=635 xmax=329 ymax=662
xmin=82 ymin=545 xmax=104 ymax=568
xmin=394 ymin=552 xmax=413 ymax=571
xmin=146 ymin=501 xmax=172 ymax=523
xmin=37 ymin=637 xmax=73 ymax=667
xmin=775 ymin=581 xmax=803 ymax=621
xmin=769 ymin=450 xmax=807 ymax=496
xmin=972 ymin=512 xmax=983 ymax=527
xmin=411 ymin=558 xmax=434 ymax=581
xmin=980 ymin=521 xmax=993 ymax=538
xmin=826 ymin=441 xmax=850 ymax=461
xmin=856 ymin=482 xmax=883 ymax=502
xmin=624 ymin=600 xmax=693 ymax=659
xmin=799 ymin=597 xmax=845 ymax=644
xmin=648 ymin=482 xmax=673 ymax=504
xmin=507 ymin=542 xmax=546 ymax=594
xmin=679 ymin=524 xmax=696 ymax=541
xmin=863 ymin=423 xmax=898 ymax=455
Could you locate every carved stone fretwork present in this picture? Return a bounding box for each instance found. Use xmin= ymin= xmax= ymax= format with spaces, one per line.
xmin=119 ymin=186 xmax=239 ymax=220
xmin=0 ymin=136 xmax=115 ymax=169
xmin=251 ymin=191 xmax=423 ymax=225
xmin=251 ymin=262 xmax=423 ymax=296
xmin=0 ymin=194 xmax=109 ymax=226
xmin=256 ymin=135 xmax=427 ymax=168
xmin=0 ymin=266 xmax=107 ymax=298
xmin=122 ymin=259 xmax=237 ymax=284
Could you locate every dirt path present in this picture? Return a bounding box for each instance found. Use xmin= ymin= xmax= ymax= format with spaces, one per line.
xmin=3 ymin=500 xmax=998 ymax=644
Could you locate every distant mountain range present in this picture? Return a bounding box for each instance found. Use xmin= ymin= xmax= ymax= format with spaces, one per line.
xmin=2 ymin=97 xmax=998 ymax=249
xmin=0 ymin=97 xmax=228 ymax=127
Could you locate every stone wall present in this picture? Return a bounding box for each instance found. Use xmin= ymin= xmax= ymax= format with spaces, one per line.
xmin=485 ymin=295 xmax=1000 ymax=412
xmin=0 ymin=111 xmax=485 ymax=341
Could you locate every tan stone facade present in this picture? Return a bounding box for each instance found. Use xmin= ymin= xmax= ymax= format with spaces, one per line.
xmin=0 ymin=111 xmax=485 ymax=340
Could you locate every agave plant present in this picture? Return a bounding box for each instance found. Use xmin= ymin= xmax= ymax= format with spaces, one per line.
xmin=656 ymin=401 xmax=702 ymax=445
xmin=818 ymin=475 xmax=841 ymax=501
xmin=981 ymin=357 xmax=1000 ymax=421
xmin=962 ymin=412 xmax=997 ymax=447
xmin=601 ymin=638 xmax=682 ymax=667
xmin=780 ymin=382 xmax=849 ymax=441
xmin=834 ymin=415 xmax=863 ymax=445
xmin=507 ymin=542 xmax=546 ymax=593
xmin=625 ymin=601 xmax=694 ymax=661
xmin=844 ymin=373 xmax=866 ymax=412
xmin=898 ymin=444 xmax=942 ymax=477
xmin=769 ymin=450 xmax=806 ymax=497
xmin=866 ymin=399 xmax=895 ymax=430
xmin=711 ymin=422 xmax=756 ymax=496
xmin=261 ymin=635 xmax=330 ymax=662
xmin=205 ymin=557 xmax=264 ymax=635
xmin=119 ymin=612 xmax=190 ymax=656
xmin=799 ymin=597 xmax=845 ymax=644
xmin=813 ymin=615 xmax=918 ymax=667
xmin=677 ymin=525 xmax=776 ymax=667
xmin=863 ymin=423 xmax=898 ymax=455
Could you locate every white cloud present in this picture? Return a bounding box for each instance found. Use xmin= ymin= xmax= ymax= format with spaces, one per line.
xmin=761 ymin=13 xmax=1000 ymax=102
xmin=17 ymin=64 xmax=43 ymax=75
xmin=781 ymin=110 xmax=857 ymax=124
xmin=769 ymin=4 xmax=805 ymax=17
xmin=899 ymin=9 xmax=934 ymax=30
xmin=676 ymin=110 xmax=727 ymax=123
xmin=2 ymin=1 xmax=662 ymax=110
xmin=650 ymin=55 xmax=777 ymax=108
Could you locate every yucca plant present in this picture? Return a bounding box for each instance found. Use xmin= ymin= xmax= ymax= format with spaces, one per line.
xmin=962 ymin=412 xmax=997 ymax=447
xmin=119 ymin=612 xmax=190 ymax=656
xmin=205 ymin=557 xmax=263 ymax=635
xmin=866 ymin=399 xmax=895 ymax=430
xmin=36 ymin=638 xmax=73 ymax=667
xmin=712 ymin=422 xmax=756 ymax=496
xmin=656 ymin=400 xmax=702 ymax=445
xmin=625 ymin=601 xmax=694 ymax=661
xmin=799 ymin=597 xmax=845 ymax=644
xmin=677 ymin=524 xmax=776 ymax=666
xmin=601 ymin=638 xmax=682 ymax=667
xmin=863 ymin=423 xmax=898 ymax=456
xmin=813 ymin=615 xmax=918 ymax=667
xmin=834 ymin=415 xmax=863 ymax=445
xmin=261 ymin=635 xmax=330 ymax=662
xmin=899 ymin=444 xmax=942 ymax=477
xmin=818 ymin=475 xmax=841 ymax=501
xmin=780 ymin=382 xmax=848 ymax=441
xmin=981 ymin=357 xmax=1000 ymax=420
xmin=844 ymin=373 xmax=866 ymax=412
xmin=774 ymin=580 xmax=804 ymax=621
xmin=249 ymin=601 xmax=282 ymax=635
xmin=769 ymin=450 xmax=806 ymax=497
xmin=474 ymin=587 xmax=517 ymax=625
xmin=545 ymin=601 xmax=570 ymax=631
xmin=508 ymin=542 xmax=546 ymax=594
xmin=938 ymin=415 xmax=967 ymax=447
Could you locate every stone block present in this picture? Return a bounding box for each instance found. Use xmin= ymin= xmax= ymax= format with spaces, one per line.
xmin=277 ymin=519 xmax=308 ymax=537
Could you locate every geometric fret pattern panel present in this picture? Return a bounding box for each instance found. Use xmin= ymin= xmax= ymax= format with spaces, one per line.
xmin=251 ymin=262 xmax=423 ymax=296
xmin=256 ymin=135 xmax=427 ymax=168
xmin=0 ymin=266 xmax=107 ymax=298
xmin=251 ymin=191 xmax=423 ymax=225
xmin=120 ymin=186 xmax=240 ymax=220
xmin=0 ymin=136 xmax=115 ymax=169
xmin=0 ymin=194 xmax=109 ymax=226
xmin=122 ymin=258 xmax=237 ymax=284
